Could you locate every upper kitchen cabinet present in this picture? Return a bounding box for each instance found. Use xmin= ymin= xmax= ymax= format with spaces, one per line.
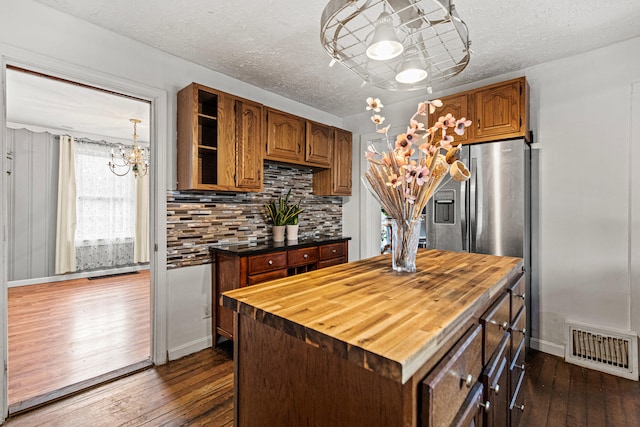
xmin=429 ymin=77 xmax=529 ymax=145
xmin=474 ymin=77 xmax=528 ymax=142
xmin=305 ymin=120 xmax=333 ymax=167
xmin=313 ymin=128 xmax=352 ymax=196
xmin=428 ymin=93 xmax=473 ymax=145
xmin=264 ymin=108 xmax=306 ymax=164
xmin=177 ymin=83 xmax=263 ymax=192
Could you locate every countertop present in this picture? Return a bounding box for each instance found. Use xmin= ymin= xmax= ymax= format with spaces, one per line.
xmin=209 ymin=235 xmax=350 ymax=256
xmin=222 ymin=249 xmax=523 ymax=384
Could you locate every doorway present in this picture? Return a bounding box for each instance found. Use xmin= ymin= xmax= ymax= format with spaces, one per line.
xmin=4 ymin=66 xmax=152 ymax=413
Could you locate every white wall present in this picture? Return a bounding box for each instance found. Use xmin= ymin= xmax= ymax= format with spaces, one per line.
xmin=0 ymin=0 xmax=345 ymax=363
xmin=344 ymin=36 xmax=640 ymax=355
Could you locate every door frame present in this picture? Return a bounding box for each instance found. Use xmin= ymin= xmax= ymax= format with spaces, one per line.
xmin=0 ymin=43 xmax=169 ymax=421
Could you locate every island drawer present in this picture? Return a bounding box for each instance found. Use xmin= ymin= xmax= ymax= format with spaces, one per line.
xmin=421 ymin=324 xmax=483 ymax=427
xmin=319 ymin=242 xmax=346 ymax=260
xmin=480 ymin=292 xmax=511 ymax=364
xmin=288 ymin=247 xmax=319 ymax=267
xmin=482 ymin=334 xmax=510 ymax=427
xmin=247 ymin=252 xmax=288 ymax=275
xmin=508 ymin=275 xmax=526 ymax=321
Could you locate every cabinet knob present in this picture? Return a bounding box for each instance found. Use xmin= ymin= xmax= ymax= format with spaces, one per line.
xmin=463 ymin=374 xmax=473 ymax=388
xmin=303 ymin=254 xmax=308 ymax=259
xmin=268 ymin=260 xmax=273 ymax=265
xmin=480 ymin=401 xmax=491 ymax=412
xmin=332 ymin=249 xmax=337 ymax=253
xmin=490 ymin=383 xmax=500 ymax=394
xmin=515 ymin=363 xmax=526 ymax=372
xmin=513 ymin=327 xmax=526 ymax=335
xmin=514 ymin=403 xmax=525 ymax=412
xmin=490 ymin=319 xmax=509 ymax=330
xmin=515 ymin=293 xmax=526 ymax=300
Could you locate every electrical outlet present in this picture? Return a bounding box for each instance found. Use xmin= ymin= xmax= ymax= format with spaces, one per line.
xmin=203 ymin=304 xmax=212 ymax=319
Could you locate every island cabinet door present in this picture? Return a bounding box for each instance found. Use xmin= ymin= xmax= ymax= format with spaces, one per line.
xmin=421 ymin=324 xmax=483 ymax=427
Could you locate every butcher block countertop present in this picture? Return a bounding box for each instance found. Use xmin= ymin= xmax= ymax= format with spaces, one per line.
xmin=221 ymin=249 xmax=523 ymax=384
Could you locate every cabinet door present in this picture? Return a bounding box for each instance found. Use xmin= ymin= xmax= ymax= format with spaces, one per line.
xmin=305 ymin=121 xmax=333 ymax=166
xmin=265 ymin=108 xmax=305 ymax=163
xmin=333 ymin=128 xmax=353 ymax=195
xmin=451 ymin=382 xmax=485 ymax=427
xmin=428 ymin=93 xmax=473 ymax=145
xmin=475 ymin=79 xmax=523 ymax=140
xmin=482 ymin=335 xmax=509 ymax=427
xmin=235 ymin=99 xmax=263 ymax=191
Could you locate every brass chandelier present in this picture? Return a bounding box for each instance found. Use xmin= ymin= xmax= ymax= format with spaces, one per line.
xmin=320 ymin=0 xmax=471 ymax=91
xmin=108 ymin=118 xmax=149 ymax=178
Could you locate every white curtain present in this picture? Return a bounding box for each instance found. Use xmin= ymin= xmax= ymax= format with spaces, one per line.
xmin=75 ymin=139 xmax=136 ymax=270
xmin=134 ymin=172 xmax=150 ymax=263
xmin=55 ymin=135 xmax=77 ymax=274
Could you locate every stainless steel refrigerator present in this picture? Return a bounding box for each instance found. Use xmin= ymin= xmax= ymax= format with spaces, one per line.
xmin=425 ymin=138 xmax=531 ymax=275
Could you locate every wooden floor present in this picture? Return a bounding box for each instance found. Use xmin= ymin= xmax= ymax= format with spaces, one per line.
xmin=4 ymin=343 xmax=234 ymax=427
xmin=8 ymin=271 xmax=151 ymax=409
xmin=6 ymin=346 xmax=640 ymax=426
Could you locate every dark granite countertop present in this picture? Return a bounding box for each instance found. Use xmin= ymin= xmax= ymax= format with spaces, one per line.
xmin=209 ymin=236 xmax=351 ymax=256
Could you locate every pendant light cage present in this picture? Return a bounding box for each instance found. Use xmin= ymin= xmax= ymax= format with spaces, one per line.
xmin=320 ymin=0 xmax=471 ymax=91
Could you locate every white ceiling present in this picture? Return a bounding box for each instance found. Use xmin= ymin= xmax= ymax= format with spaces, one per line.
xmin=9 ymin=0 xmax=640 ymax=140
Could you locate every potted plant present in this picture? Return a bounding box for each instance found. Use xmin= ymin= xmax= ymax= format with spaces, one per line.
xmin=264 ymin=190 xmax=303 ymax=242
xmin=285 ymin=199 xmax=303 ymax=241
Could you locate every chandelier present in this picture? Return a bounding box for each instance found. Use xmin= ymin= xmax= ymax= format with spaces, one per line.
xmin=320 ymin=0 xmax=471 ymax=91
xmin=108 ymin=118 xmax=149 ymax=178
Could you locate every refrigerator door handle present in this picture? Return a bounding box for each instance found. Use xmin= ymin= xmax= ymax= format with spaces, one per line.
xmin=460 ymin=173 xmax=467 ymax=251
xmin=469 ymin=157 xmax=478 ymax=252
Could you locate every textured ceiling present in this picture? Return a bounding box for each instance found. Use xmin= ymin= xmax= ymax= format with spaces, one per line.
xmin=29 ymin=0 xmax=640 ymax=120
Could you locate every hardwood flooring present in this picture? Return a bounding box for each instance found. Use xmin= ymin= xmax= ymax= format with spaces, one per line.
xmin=5 ymin=343 xmax=640 ymax=426
xmin=8 ymin=271 xmax=151 ymax=410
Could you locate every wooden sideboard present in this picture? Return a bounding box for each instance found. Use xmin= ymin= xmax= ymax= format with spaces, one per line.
xmin=209 ymin=237 xmax=349 ymax=343
xmin=222 ymin=249 xmax=526 ymax=426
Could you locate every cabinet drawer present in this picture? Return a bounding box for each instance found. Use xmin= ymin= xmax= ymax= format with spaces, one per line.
xmin=247 ymin=268 xmax=288 ymax=286
xmin=480 ymin=293 xmax=511 ymax=364
xmin=509 ymin=365 xmax=526 ymax=426
xmin=508 ymin=275 xmax=526 ymax=322
xmin=247 ymin=252 xmax=287 ymax=275
xmin=510 ymin=306 xmax=526 ymax=363
xmin=288 ymin=247 xmax=319 ymax=267
xmin=421 ymin=324 xmax=483 ymax=427
xmin=319 ymin=242 xmax=345 ymax=260
xmin=318 ymin=256 xmax=346 ymax=269
xmin=482 ymin=334 xmax=509 ymax=427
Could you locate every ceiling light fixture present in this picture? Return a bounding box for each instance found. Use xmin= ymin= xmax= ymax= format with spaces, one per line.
xmin=108 ymin=118 xmax=149 ymax=178
xmin=395 ymin=47 xmax=428 ymax=84
xmin=320 ymin=0 xmax=471 ymax=91
xmin=366 ymin=11 xmax=404 ymax=61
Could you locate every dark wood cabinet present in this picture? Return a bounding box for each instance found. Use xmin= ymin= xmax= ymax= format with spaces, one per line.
xmin=264 ymin=107 xmax=305 ymax=163
xmin=313 ymin=127 xmax=352 ymax=196
xmin=210 ymin=239 xmax=349 ymax=343
xmin=177 ymin=83 xmax=263 ymax=191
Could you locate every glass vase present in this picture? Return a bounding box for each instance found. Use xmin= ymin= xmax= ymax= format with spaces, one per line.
xmin=391 ymin=218 xmax=422 ymax=273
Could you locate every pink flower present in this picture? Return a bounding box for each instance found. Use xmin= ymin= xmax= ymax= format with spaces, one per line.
xmin=427 ymin=99 xmax=443 ymax=114
xmin=417 ymin=102 xmax=426 ymax=115
xmin=376 ymin=125 xmax=390 ymax=134
xmin=366 ymin=97 xmax=383 ymax=112
xmin=438 ymin=113 xmax=456 ymax=128
xmin=454 ymin=117 xmax=472 ymax=135
xmin=386 ymin=173 xmax=403 ymax=188
xmin=405 ymin=163 xmax=418 ymax=183
xmin=404 ymin=188 xmax=417 ymax=204
xmin=440 ymin=131 xmax=455 ymax=150
xmin=409 ymin=120 xmax=425 ymax=132
xmin=415 ymin=166 xmax=430 ymax=186
xmin=405 ymin=128 xmax=419 ymax=145
xmin=395 ymin=133 xmax=412 ymax=151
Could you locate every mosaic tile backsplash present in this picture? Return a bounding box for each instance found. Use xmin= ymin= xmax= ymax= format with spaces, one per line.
xmin=167 ymin=162 xmax=344 ymax=269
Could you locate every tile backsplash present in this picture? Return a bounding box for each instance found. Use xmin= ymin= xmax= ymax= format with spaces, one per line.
xmin=167 ymin=162 xmax=344 ymax=269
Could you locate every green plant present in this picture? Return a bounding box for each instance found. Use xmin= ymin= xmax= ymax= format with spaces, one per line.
xmin=264 ymin=189 xmax=304 ymax=226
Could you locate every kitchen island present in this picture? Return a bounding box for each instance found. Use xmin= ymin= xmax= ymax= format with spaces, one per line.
xmin=221 ymin=249 xmax=526 ymax=427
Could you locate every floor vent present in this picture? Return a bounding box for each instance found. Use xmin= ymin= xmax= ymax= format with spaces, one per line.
xmin=88 ymin=271 xmax=140 ymax=280
xmin=565 ymin=321 xmax=638 ymax=380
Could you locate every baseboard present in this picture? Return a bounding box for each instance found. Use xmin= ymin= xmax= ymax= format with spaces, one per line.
xmin=168 ymin=336 xmax=212 ymax=361
xmin=9 ymin=264 xmax=150 ymax=287
xmin=530 ymin=337 xmax=565 ymax=357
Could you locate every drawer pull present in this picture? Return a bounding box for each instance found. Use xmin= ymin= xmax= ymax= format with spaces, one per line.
xmin=514 ymin=293 xmax=526 ymax=300
xmin=480 ymin=401 xmax=491 ymax=412
xmin=332 ymin=249 xmax=337 ymax=253
xmin=490 ymin=319 xmax=509 ymax=330
xmin=490 ymin=383 xmax=500 ymax=394
xmin=513 ymin=327 xmax=526 ymax=335
xmin=268 ymin=260 xmax=273 ymax=265
xmin=462 ymin=374 xmax=473 ymax=388
xmin=303 ymin=254 xmax=308 ymax=259
xmin=514 ymin=403 xmax=525 ymax=412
